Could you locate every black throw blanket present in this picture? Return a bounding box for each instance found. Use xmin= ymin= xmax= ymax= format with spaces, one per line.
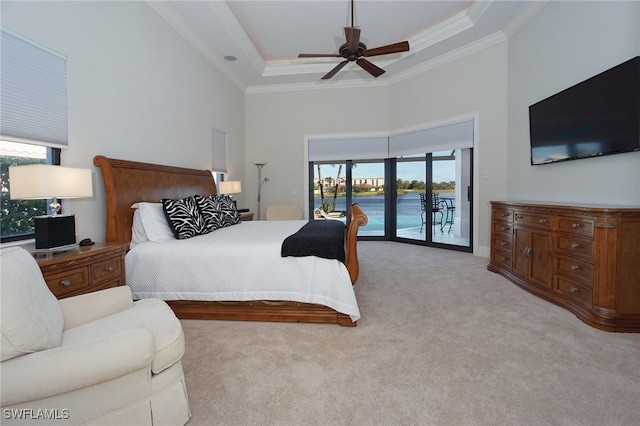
xmin=281 ymin=220 xmax=346 ymax=262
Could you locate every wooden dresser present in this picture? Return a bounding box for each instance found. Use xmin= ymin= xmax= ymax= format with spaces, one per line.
xmin=34 ymin=243 xmax=128 ymax=299
xmin=488 ymin=201 xmax=640 ymax=332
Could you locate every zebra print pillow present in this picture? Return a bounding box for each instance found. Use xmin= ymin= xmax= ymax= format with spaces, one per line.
xmin=161 ymin=196 xmax=207 ymax=239
xmin=214 ymin=195 xmax=241 ymax=228
xmin=194 ymin=195 xmax=224 ymax=233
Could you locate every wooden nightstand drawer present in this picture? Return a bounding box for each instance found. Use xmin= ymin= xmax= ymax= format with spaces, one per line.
xmin=33 ymin=242 xmax=128 ymax=299
xmin=44 ymin=267 xmax=90 ymax=298
xmin=91 ymin=256 xmax=122 ymax=283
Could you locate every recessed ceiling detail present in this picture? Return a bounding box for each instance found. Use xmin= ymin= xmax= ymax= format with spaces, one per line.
xmin=147 ymin=1 xmax=541 ymax=91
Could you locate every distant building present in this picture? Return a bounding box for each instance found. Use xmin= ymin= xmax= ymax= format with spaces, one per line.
xmin=313 ymin=177 xmax=385 ymax=191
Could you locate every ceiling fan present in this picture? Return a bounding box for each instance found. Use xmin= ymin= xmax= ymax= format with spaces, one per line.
xmin=298 ymin=0 xmax=410 ymax=80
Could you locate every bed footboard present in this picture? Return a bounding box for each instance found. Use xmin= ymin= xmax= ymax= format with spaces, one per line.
xmin=345 ymin=203 xmax=368 ymax=284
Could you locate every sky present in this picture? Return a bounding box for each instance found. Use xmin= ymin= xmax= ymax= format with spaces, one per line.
xmin=331 ymin=161 xmax=455 ymax=183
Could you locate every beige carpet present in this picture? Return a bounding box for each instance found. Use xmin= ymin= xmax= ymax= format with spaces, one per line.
xmin=181 ymin=241 xmax=640 ymax=425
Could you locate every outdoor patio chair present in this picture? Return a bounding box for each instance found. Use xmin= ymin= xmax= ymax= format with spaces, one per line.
xmin=420 ymin=193 xmax=444 ymax=232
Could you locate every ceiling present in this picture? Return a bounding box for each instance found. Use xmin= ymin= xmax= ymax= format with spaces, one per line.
xmin=147 ymin=1 xmax=543 ymax=92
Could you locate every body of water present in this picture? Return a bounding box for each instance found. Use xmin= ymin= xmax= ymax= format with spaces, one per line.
xmin=315 ymin=192 xmax=434 ymax=232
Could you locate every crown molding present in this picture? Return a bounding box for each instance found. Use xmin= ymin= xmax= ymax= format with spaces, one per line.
xmin=245 ymin=74 xmax=390 ymax=95
xmin=146 ymin=1 xmax=246 ymax=92
xmin=204 ymin=1 xmax=266 ymax=75
xmin=502 ymin=0 xmax=548 ymax=37
xmin=261 ymin=2 xmax=483 ymax=78
xmin=247 ymin=31 xmax=507 ymax=95
xmin=389 ymin=31 xmax=507 ymax=85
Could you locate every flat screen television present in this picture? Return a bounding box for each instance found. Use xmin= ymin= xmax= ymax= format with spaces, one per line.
xmin=529 ymin=56 xmax=640 ymax=165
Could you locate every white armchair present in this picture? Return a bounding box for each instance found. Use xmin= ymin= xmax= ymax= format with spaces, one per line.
xmin=0 ymin=247 xmax=191 ymax=425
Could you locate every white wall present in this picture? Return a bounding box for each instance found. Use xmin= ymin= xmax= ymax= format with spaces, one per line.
xmin=245 ymin=86 xmax=389 ymax=219
xmin=390 ymin=42 xmax=509 ymax=255
xmin=507 ymin=1 xmax=640 ymax=204
xmin=1 ymin=1 xmax=245 ymax=241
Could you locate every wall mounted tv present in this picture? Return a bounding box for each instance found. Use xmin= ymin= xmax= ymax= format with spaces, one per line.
xmin=529 ymin=56 xmax=640 ymax=166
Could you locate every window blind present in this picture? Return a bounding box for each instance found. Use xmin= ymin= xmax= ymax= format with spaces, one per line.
xmin=211 ymin=127 xmax=228 ymax=173
xmin=0 ymin=28 xmax=68 ymax=148
xmin=389 ymin=120 xmax=474 ymax=157
xmin=308 ymin=136 xmax=389 ymax=162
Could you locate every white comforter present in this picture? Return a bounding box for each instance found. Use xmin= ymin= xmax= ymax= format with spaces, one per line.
xmin=125 ymin=220 xmax=360 ymax=321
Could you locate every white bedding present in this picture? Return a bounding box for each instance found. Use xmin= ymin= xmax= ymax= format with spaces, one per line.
xmin=125 ymin=220 xmax=360 ymax=321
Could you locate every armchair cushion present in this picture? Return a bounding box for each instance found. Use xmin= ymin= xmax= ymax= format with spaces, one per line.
xmin=1 ymin=329 xmax=154 ymax=407
xmin=59 ymin=286 xmax=134 ymax=330
xmin=62 ymin=298 xmax=184 ymax=374
xmin=1 ymin=247 xmax=64 ymax=362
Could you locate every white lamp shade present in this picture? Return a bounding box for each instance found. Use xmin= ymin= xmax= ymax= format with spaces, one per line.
xmin=9 ymin=164 xmax=92 ymax=200
xmin=219 ymin=180 xmax=242 ymax=195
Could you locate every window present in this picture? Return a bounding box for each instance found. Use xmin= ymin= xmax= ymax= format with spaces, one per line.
xmin=1 ymin=141 xmax=61 ymax=242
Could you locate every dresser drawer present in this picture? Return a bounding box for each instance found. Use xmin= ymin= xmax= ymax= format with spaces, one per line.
xmin=514 ymin=211 xmax=553 ymax=229
xmin=44 ymin=267 xmax=90 ymax=298
xmin=555 ymin=235 xmax=594 ymax=260
xmin=556 ymin=255 xmax=593 ymax=283
xmin=556 ymin=215 xmax=595 ymax=238
xmin=491 ymin=250 xmax=512 ymax=270
xmin=492 ymin=209 xmax=513 ymax=223
xmin=91 ymin=256 xmax=122 ymax=284
xmin=492 ymin=221 xmax=513 ymax=238
xmin=555 ymin=276 xmax=592 ymax=308
xmin=492 ymin=235 xmax=512 ymax=252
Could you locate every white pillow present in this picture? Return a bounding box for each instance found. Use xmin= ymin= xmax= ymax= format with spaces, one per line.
xmin=130 ymin=208 xmax=148 ymax=248
xmin=1 ymin=247 xmax=64 ymax=361
xmin=131 ymin=203 xmax=175 ymax=243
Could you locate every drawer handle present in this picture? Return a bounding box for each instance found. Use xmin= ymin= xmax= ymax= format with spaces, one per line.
xmin=105 ymin=265 xmax=115 ymax=272
xmin=501 ymin=226 xmax=508 ymax=231
xmin=570 ymin=242 xmax=580 ymax=249
xmin=571 ymin=222 xmax=582 ymax=228
xmin=570 ymin=265 xmax=579 ymax=271
xmin=60 ymin=279 xmax=71 ymax=287
xmin=539 ymin=219 xmax=547 ymax=224
xmin=500 ymin=256 xmax=507 ymax=262
xmin=500 ymin=241 xmax=506 ymax=246
xmin=570 ymin=287 xmax=578 ymax=293
xmin=502 ymin=212 xmax=509 ymax=217
xmin=515 ymin=214 xmax=523 ymax=220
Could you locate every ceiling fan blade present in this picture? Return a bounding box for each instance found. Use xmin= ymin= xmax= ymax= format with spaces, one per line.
xmin=363 ymin=41 xmax=410 ymax=57
xmin=322 ymin=60 xmax=349 ymax=80
xmin=299 ymin=53 xmax=342 ymax=58
xmin=356 ymin=58 xmax=385 ymax=78
xmin=345 ymin=27 xmax=361 ymax=52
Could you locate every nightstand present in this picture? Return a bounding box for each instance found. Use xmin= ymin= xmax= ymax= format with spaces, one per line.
xmin=239 ymin=211 xmax=254 ymax=221
xmin=30 ymin=242 xmax=128 ymax=299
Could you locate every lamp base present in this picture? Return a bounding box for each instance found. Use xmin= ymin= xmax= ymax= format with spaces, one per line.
xmin=34 ymin=215 xmax=76 ymax=249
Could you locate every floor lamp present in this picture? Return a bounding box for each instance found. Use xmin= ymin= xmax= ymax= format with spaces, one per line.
xmin=254 ymin=163 xmax=269 ymax=220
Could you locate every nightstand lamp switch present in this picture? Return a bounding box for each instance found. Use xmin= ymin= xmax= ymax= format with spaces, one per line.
xmin=9 ymin=164 xmax=92 ymax=249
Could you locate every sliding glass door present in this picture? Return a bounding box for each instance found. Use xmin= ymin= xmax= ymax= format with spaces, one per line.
xmin=394 ymin=149 xmax=472 ymax=250
xmin=308 ymin=118 xmax=474 ymax=252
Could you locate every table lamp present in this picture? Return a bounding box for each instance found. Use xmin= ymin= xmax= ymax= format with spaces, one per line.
xmin=9 ymin=164 xmax=93 ymax=250
xmin=218 ymin=180 xmax=242 ymax=207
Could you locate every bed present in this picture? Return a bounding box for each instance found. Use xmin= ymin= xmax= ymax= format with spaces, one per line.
xmin=93 ymin=155 xmax=368 ymax=326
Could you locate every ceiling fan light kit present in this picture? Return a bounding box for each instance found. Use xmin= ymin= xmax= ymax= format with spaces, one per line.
xmin=298 ymin=0 xmax=410 ymax=80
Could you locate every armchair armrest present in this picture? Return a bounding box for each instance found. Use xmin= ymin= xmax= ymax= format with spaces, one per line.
xmin=0 ymin=329 xmax=154 ymax=406
xmin=59 ymin=286 xmax=134 ymax=330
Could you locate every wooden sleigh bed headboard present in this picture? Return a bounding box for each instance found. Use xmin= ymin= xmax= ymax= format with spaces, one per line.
xmin=93 ymin=155 xmax=368 ymax=283
xmin=93 ymin=155 xmax=218 ymax=244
